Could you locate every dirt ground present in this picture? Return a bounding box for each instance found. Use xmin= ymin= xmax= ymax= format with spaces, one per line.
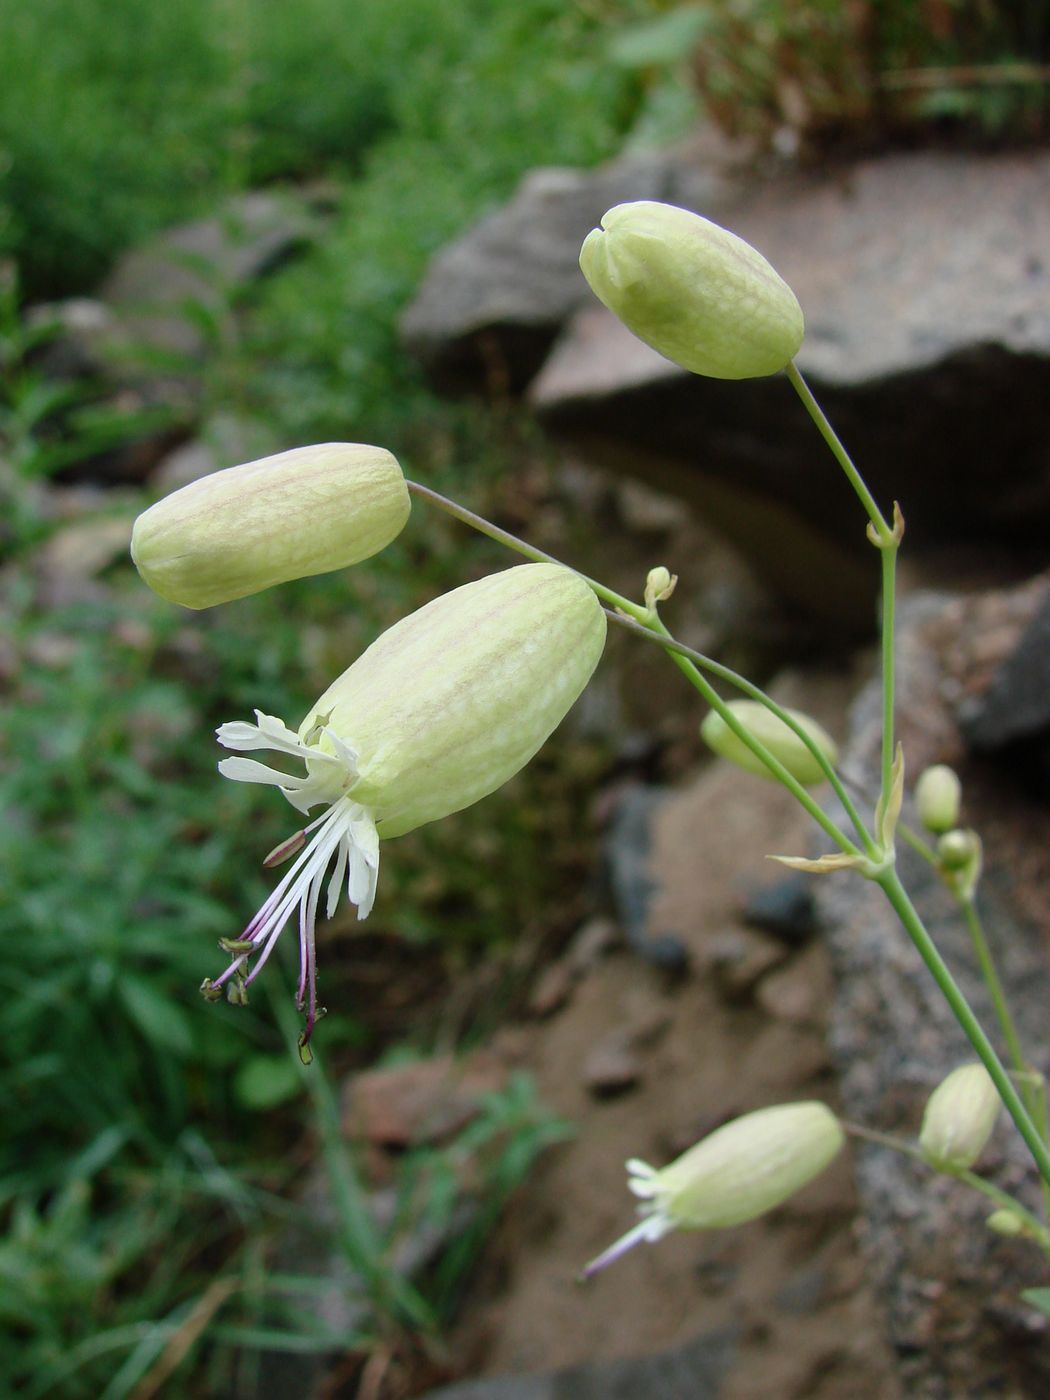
xmin=437 ymin=671 xmax=903 ymax=1398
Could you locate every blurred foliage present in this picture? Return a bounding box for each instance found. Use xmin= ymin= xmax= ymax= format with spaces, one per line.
xmin=0 ymin=2 xmax=636 ymax=1391
xmin=609 ymin=0 xmax=1049 ymax=153
xmin=0 ymin=0 xmax=637 ymax=300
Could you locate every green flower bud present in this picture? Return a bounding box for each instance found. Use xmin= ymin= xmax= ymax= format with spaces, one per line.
xmin=936 ymin=828 xmax=983 ymax=900
xmin=986 ymin=1209 xmax=1024 ymax=1238
xmin=700 ymin=699 xmax=838 ymax=786
xmin=583 ymin=1102 xmax=844 ymax=1276
xmin=915 ymin=764 xmax=962 ymax=834
xmin=919 ymin=1064 xmax=1000 ymax=1173
xmin=131 ymin=442 xmax=410 ymax=608
xmin=644 ymin=565 xmax=676 ymax=612
xmin=579 ymin=201 xmax=804 ymax=380
xmin=212 ymin=564 xmax=606 ymax=1045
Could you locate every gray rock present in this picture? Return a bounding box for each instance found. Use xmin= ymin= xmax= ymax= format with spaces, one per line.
xmin=19 ymin=193 xmax=325 ymax=484
xmin=400 ymin=154 xmax=720 ymax=392
xmin=604 ymin=783 xmax=689 ymax=970
xmin=957 ymin=588 xmax=1050 ymax=756
xmin=100 ymin=188 xmax=324 ymax=364
xmin=418 ymin=1324 xmax=737 ymax=1400
xmin=742 ymin=873 xmax=818 ymax=946
xmin=404 ymin=148 xmax=1050 ymax=621
xmin=818 ymin=584 xmax=1050 ymax=1397
xmin=705 ymin=927 xmax=788 ymax=1003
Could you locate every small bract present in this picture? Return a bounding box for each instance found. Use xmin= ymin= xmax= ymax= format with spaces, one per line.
xmin=207 ymin=564 xmax=607 ymax=1049
xmin=580 ymin=201 xmax=804 ymax=380
xmin=131 ymin=442 xmax=410 ymax=608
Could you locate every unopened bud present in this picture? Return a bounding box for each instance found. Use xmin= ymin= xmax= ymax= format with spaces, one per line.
xmin=915 ymin=764 xmax=962 ymax=834
xmin=937 ymin=828 xmax=982 ymax=899
xmin=131 ymin=442 xmax=410 ymax=608
xmin=986 ymin=1208 xmax=1024 ymax=1238
xmin=644 ymin=565 xmax=677 ymax=611
xmin=701 ymin=699 xmax=838 ymax=787
xmin=582 ymin=1102 xmax=843 ymax=1276
xmin=919 ymin=1064 xmax=999 ymax=1173
xmin=579 ymin=201 xmax=804 ymax=380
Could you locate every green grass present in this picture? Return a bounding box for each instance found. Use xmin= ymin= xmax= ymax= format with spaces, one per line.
xmin=0 ymin=4 xmax=644 ymax=1389
xmin=0 ymin=0 xmax=638 ymax=300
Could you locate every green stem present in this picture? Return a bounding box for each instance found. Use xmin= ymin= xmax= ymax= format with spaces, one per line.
xmin=785 ymin=362 xmax=892 ymax=540
xmin=961 ymin=895 xmax=1050 ymax=1218
xmin=844 ymin=1122 xmax=1050 ymax=1248
xmin=405 ymin=479 xmax=648 ymax=622
xmin=879 ymin=542 xmax=898 ymax=806
xmin=643 ymin=615 xmax=861 ymax=857
xmin=877 ymin=867 xmax=1050 ymax=1191
xmin=408 ymin=478 xmax=861 ymax=856
xmin=961 ymin=897 xmax=1029 ymax=1082
xmin=606 ymin=609 xmax=874 ymax=854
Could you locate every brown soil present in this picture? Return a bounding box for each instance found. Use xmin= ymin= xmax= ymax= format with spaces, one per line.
xmin=437 ymin=672 xmax=902 ymax=1398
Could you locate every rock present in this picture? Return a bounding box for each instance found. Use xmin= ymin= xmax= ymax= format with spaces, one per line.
xmin=417 ymin=1324 xmax=738 ymax=1400
xmin=528 ymin=960 xmax=576 ymax=1019
xmin=18 ymin=192 xmax=326 ymax=486
xmin=954 ymin=579 xmax=1050 ymax=760
xmin=400 ymin=155 xmax=712 ymax=393
xmin=818 ymin=582 xmax=1050 ymax=1396
xmin=39 ymin=515 xmax=134 ymax=581
xmin=566 ymin=917 xmax=619 ymax=974
xmin=604 ymin=784 xmax=689 ymax=971
xmin=343 ymin=1053 xmax=505 ymax=1150
xmin=149 ymin=415 xmax=277 ymax=494
xmin=754 ymin=944 xmax=829 ymax=1027
xmin=705 ymin=928 xmax=788 ymax=1003
xmin=100 ymin=188 xmax=324 ymax=366
xmin=26 ymin=298 xmax=118 ymax=381
xmin=581 ymin=1030 xmax=643 ymax=1098
xmin=404 ymin=147 xmax=1050 ymax=623
xmin=742 ymin=874 xmax=818 ymax=947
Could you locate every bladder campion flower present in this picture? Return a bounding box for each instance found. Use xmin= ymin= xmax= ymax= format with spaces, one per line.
xmin=582 ymin=1101 xmax=844 ymax=1277
xmin=205 ymin=564 xmax=606 ymax=1051
xmin=919 ymin=1064 xmax=1000 ymax=1173
xmin=700 ymin=699 xmax=838 ymax=786
xmin=579 ymin=201 xmax=804 ymax=380
xmin=131 ymin=442 xmax=410 ymax=608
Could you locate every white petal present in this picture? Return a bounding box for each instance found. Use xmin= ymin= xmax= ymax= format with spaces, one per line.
xmin=216 ymin=714 xmax=303 ymax=757
xmin=321 ymin=726 xmax=360 ymax=776
xmin=326 ymin=838 xmax=349 ymax=919
xmin=349 ymin=808 xmax=379 ymax=867
xmin=218 ymin=756 xmax=312 ymax=788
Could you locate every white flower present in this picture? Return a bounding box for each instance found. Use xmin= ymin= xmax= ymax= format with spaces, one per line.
xmin=203 ymin=564 xmax=607 ymax=1054
xmin=582 ymin=1102 xmax=844 ymax=1278
xmin=203 ymin=711 xmax=380 ymax=1050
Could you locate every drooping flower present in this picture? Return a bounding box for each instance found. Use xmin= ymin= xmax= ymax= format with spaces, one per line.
xmin=579 ymin=200 xmax=804 ymax=380
xmin=582 ymin=1101 xmax=844 ymax=1277
xmin=131 ymin=442 xmax=410 ymax=608
xmin=919 ymin=1064 xmax=1000 ymax=1173
xmin=205 ymin=564 xmax=607 ymax=1051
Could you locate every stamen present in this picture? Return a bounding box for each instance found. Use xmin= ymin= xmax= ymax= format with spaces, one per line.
xmin=207 ymin=795 xmax=380 ymax=1047
xmin=578 ymin=1214 xmax=668 ymax=1281
xmin=264 ymin=830 xmax=307 ymax=868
